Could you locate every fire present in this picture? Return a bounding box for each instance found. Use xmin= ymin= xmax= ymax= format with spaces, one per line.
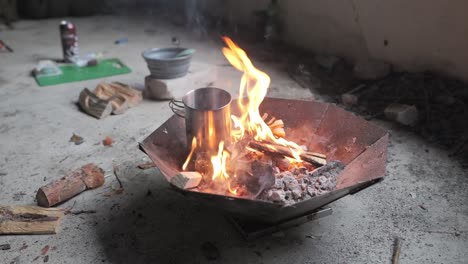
xmin=183 ymin=37 xmax=305 ymax=194
xmin=222 ymin=37 xmax=302 ymax=151
xmin=210 ymin=141 xmax=230 ymax=181
xmin=182 ymin=137 xmax=197 ymax=170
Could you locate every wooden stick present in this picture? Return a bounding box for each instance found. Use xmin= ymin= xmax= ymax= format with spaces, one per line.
xmin=392 ymin=237 xmax=401 ymax=264
xmin=0 ymin=206 xmax=64 ymax=235
xmin=248 ymin=141 xmax=327 ymax=166
xmin=36 ymin=163 xmax=105 ymax=207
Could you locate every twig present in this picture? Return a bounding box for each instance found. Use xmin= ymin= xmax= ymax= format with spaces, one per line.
xmin=112 ymin=165 xmax=123 ymax=189
xmin=59 ymin=156 xmax=69 ymax=163
xmin=65 ymin=210 xmax=97 ymax=215
xmin=392 ymin=237 xmax=401 ymax=264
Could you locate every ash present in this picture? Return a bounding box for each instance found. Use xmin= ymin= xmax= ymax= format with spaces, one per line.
xmin=259 ymin=161 xmax=345 ymax=205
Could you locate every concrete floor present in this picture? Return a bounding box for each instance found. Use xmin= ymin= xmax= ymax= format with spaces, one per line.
xmin=0 ymin=15 xmax=467 ymax=264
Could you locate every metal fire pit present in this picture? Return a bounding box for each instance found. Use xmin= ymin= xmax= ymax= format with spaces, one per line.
xmin=140 ymin=98 xmax=388 ymax=224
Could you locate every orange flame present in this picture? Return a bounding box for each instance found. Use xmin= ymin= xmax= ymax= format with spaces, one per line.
xmin=222 ymin=37 xmax=303 ymax=153
xmin=182 ymin=37 xmax=305 ymax=195
xmin=182 ymin=137 xmax=197 ymax=170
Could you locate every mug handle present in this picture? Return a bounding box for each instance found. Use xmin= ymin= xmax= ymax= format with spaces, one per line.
xmin=169 ymin=99 xmax=185 ymax=118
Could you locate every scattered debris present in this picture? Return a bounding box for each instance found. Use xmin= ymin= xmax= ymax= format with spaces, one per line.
xmin=384 ymin=104 xmax=419 ymax=126
xmin=0 ymin=39 xmax=13 ymax=52
xmin=137 ymin=162 xmax=156 ymax=170
xmin=314 ymin=54 xmax=340 ymax=72
xmin=19 ymin=243 xmax=28 ymax=251
xmin=41 ymin=245 xmax=49 ymax=255
xmin=36 ymin=163 xmax=105 ymax=207
xmin=102 ymin=136 xmax=113 ymax=146
xmin=341 ymin=84 xmax=367 ymax=106
xmin=305 ymin=234 xmax=322 ymax=239
xmin=12 ymin=191 xmax=26 ymax=201
xmin=0 ymin=206 xmax=64 ymax=235
xmin=353 ymin=59 xmax=391 ymax=80
xmin=0 ymin=244 xmax=11 ymax=250
xmin=201 ymin=242 xmax=220 ymax=261
xmin=114 ymin=37 xmax=128 ymax=45
xmin=170 ymin=171 xmax=202 ymax=189
xmin=392 ymin=237 xmax=401 ymax=264
xmin=43 ymin=255 xmax=49 ymax=262
xmin=64 ymin=210 xmax=96 ymax=215
xmin=69 ymin=133 xmax=84 ymax=145
xmin=112 ymin=165 xmax=124 ymax=189
xmin=32 ymin=60 xmax=61 ymax=77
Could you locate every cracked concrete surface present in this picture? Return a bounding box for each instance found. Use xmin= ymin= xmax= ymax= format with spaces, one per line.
xmin=0 ymin=15 xmax=467 ymax=264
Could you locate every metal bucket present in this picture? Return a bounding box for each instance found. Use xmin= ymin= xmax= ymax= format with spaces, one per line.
xmin=169 ymin=87 xmax=232 ymax=154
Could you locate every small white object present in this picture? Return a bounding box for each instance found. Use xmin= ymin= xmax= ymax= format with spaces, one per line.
xmin=170 ymin=171 xmax=202 ymax=189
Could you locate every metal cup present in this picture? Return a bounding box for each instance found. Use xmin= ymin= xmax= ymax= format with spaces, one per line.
xmin=170 ymin=87 xmax=232 ymax=154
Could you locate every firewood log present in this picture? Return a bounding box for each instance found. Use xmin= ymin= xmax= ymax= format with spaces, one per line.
xmin=36 ymin=163 xmax=105 ymax=207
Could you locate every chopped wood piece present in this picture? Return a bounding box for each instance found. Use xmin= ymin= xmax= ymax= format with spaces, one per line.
xmin=248 ymin=141 xmax=327 ymax=166
xmin=171 ymin=171 xmax=202 ymax=189
xmin=392 ymin=237 xmax=401 ymax=264
xmin=94 ymin=82 xmax=142 ymax=114
xmin=78 ymin=88 xmax=113 ymax=119
xmin=36 ymin=163 xmax=105 ymax=207
xmin=0 ymin=206 xmax=64 ymax=235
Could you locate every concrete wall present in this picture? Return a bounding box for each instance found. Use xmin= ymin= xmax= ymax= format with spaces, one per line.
xmin=225 ymin=0 xmax=468 ymax=81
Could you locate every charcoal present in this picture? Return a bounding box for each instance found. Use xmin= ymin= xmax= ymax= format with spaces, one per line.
xmin=272 ymin=178 xmax=284 ymax=189
xmin=281 ymin=174 xmax=296 ymax=186
xmin=266 ymin=189 xmax=286 ymax=203
xmin=260 ymin=160 xmax=344 ymax=205
xmin=291 ymin=187 xmax=303 ymax=199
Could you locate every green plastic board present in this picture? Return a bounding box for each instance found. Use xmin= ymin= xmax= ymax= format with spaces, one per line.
xmin=35 ymin=58 xmax=132 ymax=87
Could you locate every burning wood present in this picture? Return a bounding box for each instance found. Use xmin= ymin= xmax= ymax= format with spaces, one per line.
xmin=176 ymin=37 xmax=340 ymax=205
xmin=248 ymin=141 xmax=327 ymax=166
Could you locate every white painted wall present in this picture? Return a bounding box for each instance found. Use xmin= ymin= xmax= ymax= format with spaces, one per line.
xmin=225 ymin=0 xmax=468 ymax=81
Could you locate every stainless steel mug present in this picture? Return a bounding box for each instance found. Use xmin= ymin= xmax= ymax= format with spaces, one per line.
xmin=170 ymin=87 xmax=232 ymax=154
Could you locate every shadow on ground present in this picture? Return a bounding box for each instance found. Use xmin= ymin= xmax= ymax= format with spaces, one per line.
xmin=95 ymin=161 xmax=310 ymax=264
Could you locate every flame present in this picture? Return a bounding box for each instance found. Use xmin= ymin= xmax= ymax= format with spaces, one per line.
xmin=182 ymin=37 xmax=305 ymax=195
xmin=210 ymin=141 xmax=230 ymax=181
xmin=222 ymin=37 xmax=303 ymax=153
xmin=182 ymin=137 xmax=197 ymax=170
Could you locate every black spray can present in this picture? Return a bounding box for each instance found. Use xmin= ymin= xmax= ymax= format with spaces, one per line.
xmin=59 ymin=20 xmax=79 ymax=62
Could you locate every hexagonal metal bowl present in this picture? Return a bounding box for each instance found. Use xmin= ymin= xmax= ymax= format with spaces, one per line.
xmin=140 ymin=98 xmax=388 ymax=223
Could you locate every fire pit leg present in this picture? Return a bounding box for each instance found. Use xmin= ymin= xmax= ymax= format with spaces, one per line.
xmin=226 ymin=207 xmax=333 ymax=241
